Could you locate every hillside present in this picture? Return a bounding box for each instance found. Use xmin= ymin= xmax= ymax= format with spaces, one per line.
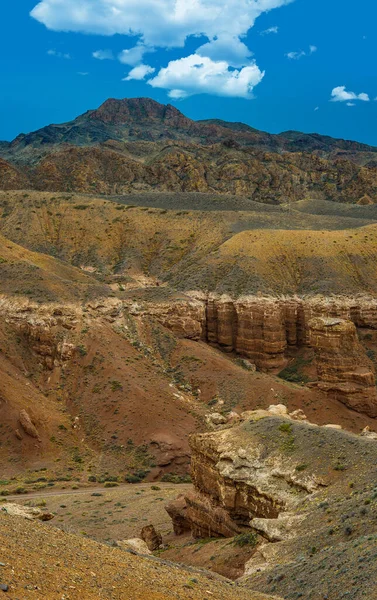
xmin=2 ymin=190 xmax=377 ymax=296
xmin=0 ymin=511 xmax=277 ymax=600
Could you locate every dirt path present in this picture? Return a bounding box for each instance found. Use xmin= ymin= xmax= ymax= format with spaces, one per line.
xmin=6 ymin=482 xmax=153 ymax=501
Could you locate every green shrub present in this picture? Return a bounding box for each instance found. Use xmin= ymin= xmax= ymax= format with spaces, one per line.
xmin=125 ymin=474 xmax=143 ymax=484
xmin=279 ymin=423 xmax=292 ymax=434
xmin=233 ymin=533 xmax=258 ymax=548
xmin=161 ymin=473 xmax=192 ymax=484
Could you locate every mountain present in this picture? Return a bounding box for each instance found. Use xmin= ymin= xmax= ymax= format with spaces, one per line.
xmin=1 ymin=97 xmax=377 ymax=203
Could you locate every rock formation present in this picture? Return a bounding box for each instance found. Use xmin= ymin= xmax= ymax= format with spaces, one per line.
xmin=130 ymin=293 xmax=377 ymax=373
xmin=117 ymin=538 xmax=152 ymax=555
xmin=2 ymin=503 xmax=53 ymax=521
xmin=140 ymin=525 xmax=162 ymax=551
xmin=19 ymin=410 xmax=40 ymax=441
xmin=166 ymin=409 xmax=377 ymax=598
xmin=309 ymin=317 xmax=377 ymax=416
xmin=167 ymin=408 xmax=326 ymax=539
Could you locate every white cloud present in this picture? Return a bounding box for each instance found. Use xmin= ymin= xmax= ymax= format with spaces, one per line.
xmin=47 ymin=49 xmax=71 ymax=59
xmin=118 ymin=44 xmax=153 ymax=66
xmin=123 ymin=64 xmax=156 ymax=80
xmin=196 ymin=35 xmax=252 ymax=68
xmin=78 ymin=71 xmax=89 ymax=76
xmin=31 ymin=0 xmax=294 ymax=43
xmin=314 ymin=106 xmax=319 ymax=111
xmin=346 ymin=102 xmax=355 ymax=107
xmin=93 ymin=49 xmax=114 ymax=60
xmin=331 ymin=86 xmax=370 ymax=103
xmin=148 ymin=54 xmax=264 ymax=99
xmin=286 ymin=45 xmax=317 ymax=60
xmin=286 ymin=50 xmax=305 ymax=60
xmin=32 ymin=0 xmax=294 ymax=98
xmin=260 ymin=26 xmax=279 ymax=35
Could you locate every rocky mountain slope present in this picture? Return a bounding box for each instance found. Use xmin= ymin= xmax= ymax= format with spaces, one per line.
xmin=1 ymin=98 xmax=377 ymax=203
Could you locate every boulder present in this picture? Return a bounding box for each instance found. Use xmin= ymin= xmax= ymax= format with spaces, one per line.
xmin=2 ymin=503 xmax=53 ymax=521
xmin=250 ymin=513 xmax=305 ymax=542
xmin=140 ymin=525 xmax=162 ymax=551
xmin=19 ymin=410 xmax=40 ymax=441
xmin=117 ymin=538 xmax=152 ymax=555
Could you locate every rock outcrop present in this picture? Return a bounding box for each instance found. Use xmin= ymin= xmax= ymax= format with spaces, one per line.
xmin=2 ymin=503 xmax=53 ymax=521
xmin=133 ymin=293 xmax=377 ymax=373
xmin=167 ymin=409 xmax=328 ymax=539
xmin=140 ymin=525 xmax=162 ymax=551
xmin=309 ymin=317 xmax=377 ymax=416
xmin=19 ymin=410 xmax=40 ymax=441
xmin=117 ymin=538 xmax=152 ymax=555
xmin=166 ymin=410 xmax=377 ymax=598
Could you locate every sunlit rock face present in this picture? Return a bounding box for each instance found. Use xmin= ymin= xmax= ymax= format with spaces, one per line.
xmin=309 ymin=317 xmax=377 ymax=416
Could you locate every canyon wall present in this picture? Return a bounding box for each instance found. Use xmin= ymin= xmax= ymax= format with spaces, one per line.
xmin=131 ymin=294 xmax=377 ymax=370
xmin=309 ymin=317 xmax=377 ymax=416
xmin=166 ymin=409 xmax=342 ymax=540
xmin=132 ymin=294 xmax=377 ymax=416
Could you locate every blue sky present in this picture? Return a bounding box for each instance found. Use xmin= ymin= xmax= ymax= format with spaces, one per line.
xmin=1 ymin=0 xmax=376 ymax=145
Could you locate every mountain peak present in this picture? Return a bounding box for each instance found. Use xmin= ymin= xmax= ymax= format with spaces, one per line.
xmin=90 ymin=97 xmax=191 ymax=127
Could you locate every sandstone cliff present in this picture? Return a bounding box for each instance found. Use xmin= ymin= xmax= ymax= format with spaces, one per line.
xmin=130 ymin=293 xmax=377 ymax=366
xmin=166 ymin=409 xmax=377 ymax=599
xmin=129 ymin=294 xmax=377 ymax=417
xmin=309 ymin=317 xmax=377 ymax=416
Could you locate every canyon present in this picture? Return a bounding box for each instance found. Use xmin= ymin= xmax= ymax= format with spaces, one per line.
xmin=129 ymin=293 xmax=377 ymax=416
xmin=1 ymin=98 xmax=377 ymax=599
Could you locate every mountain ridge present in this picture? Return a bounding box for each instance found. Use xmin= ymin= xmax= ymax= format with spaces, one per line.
xmin=2 ymin=97 xmax=376 ymax=156
xmin=1 ymin=97 xmax=377 ymax=204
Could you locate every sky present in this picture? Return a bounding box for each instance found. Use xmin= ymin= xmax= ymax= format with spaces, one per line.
xmin=1 ymin=0 xmax=376 ymax=145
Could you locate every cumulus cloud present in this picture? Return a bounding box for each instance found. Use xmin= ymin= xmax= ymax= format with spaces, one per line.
xmin=47 ymin=49 xmax=71 ymax=59
xmin=331 ymin=86 xmax=370 ymax=103
xmin=31 ymin=0 xmax=294 ymax=98
xmin=123 ymin=64 xmax=156 ymax=80
xmin=286 ymin=45 xmax=317 ymax=60
xmin=148 ymin=54 xmax=264 ymax=99
xmin=31 ymin=0 xmax=294 ymax=43
xmin=92 ymin=49 xmax=114 ymax=60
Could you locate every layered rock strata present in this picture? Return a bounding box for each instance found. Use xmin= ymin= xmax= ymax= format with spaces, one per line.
xmin=166 ymin=407 xmax=377 ymax=595
xmin=127 ymin=294 xmax=377 ymax=370
xmin=167 ymin=409 xmax=326 ymax=539
xmin=309 ymin=317 xmax=377 ymax=416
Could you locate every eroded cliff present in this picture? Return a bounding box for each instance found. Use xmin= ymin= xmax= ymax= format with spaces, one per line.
xmin=309 ymin=317 xmax=377 ymax=416
xmin=166 ymin=409 xmax=377 ymax=599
